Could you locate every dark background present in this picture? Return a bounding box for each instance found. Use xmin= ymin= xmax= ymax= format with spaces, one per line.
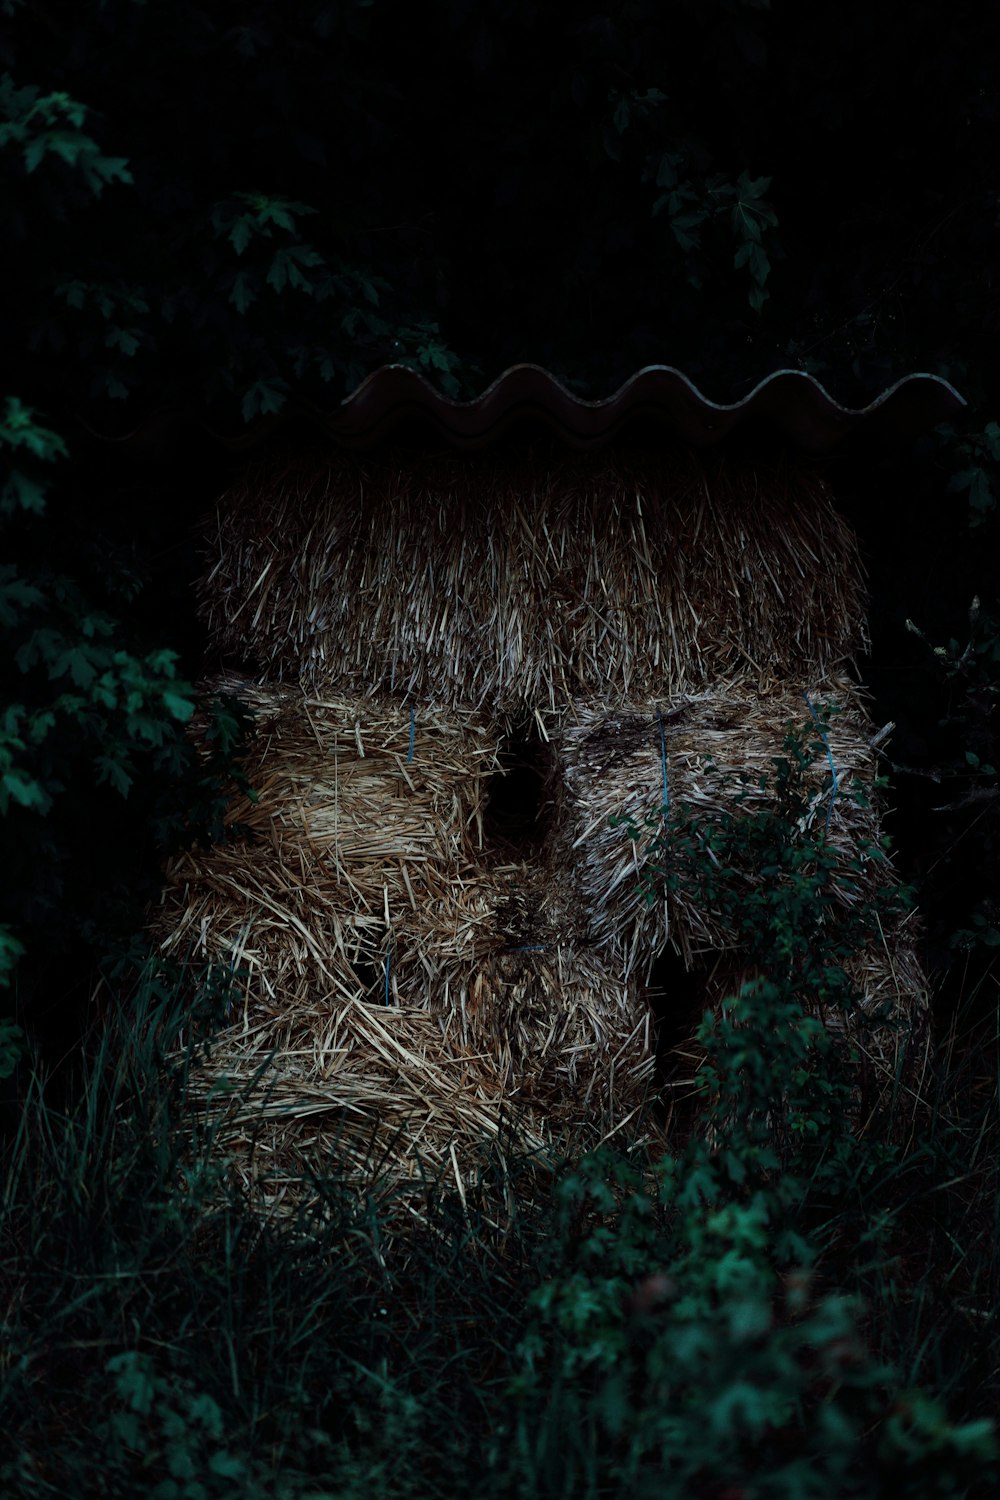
xmin=1 ymin=0 xmax=998 ymax=1069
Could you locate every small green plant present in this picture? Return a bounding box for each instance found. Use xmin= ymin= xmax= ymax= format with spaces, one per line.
xmin=100 ymin=1349 xmax=251 ymax=1498
xmin=506 ymin=1146 xmax=997 ymax=1499
xmin=619 ymin=709 xmax=914 ymax=1176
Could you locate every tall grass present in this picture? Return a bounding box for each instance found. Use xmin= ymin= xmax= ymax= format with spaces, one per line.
xmin=0 ymin=962 xmax=553 ymax=1498
xmin=2 ymin=724 xmax=999 ymax=1496
xmin=1 ymin=959 xmax=997 ymax=1498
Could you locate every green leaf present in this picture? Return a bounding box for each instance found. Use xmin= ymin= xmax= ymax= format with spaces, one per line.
xmin=656 ymin=151 xmax=681 ymax=188
xmin=162 ymin=687 xmax=195 ymax=723
xmin=207 ymin=1451 xmax=245 ymax=1479
xmin=27 ymin=709 xmax=56 ymax=743
xmin=95 ymin=753 xmax=133 ymax=797
xmin=59 ymin=281 xmax=86 ymax=309
xmin=612 ymin=97 xmax=630 ymax=134
xmin=229 ymin=215 xmax=254 ymax=255
xmin=259 ymin=202 xmax=295 ymax=231
xmin=267 ymin=248 xmax=292 ymax=293
xmin=14 ymin=626 xmax=60 ymax=673
xmin=748 ymin=283 xmax=769 ymax=312
xmin=740 ymin=172 xmax=773 ymax=198
xmin=1 ymin=470 xmax=47 ymax=515
xmin=230 ymin=271 xmax=256 ymax=313
xmin=0 ymin=397 xmax=67 ymax=461
xmin=55 ymin=646 xmax=98 ymax=689
xmin=104 ymin=326 xmax=141 ymax=357
xmin=1 ymin=768 xmax=52 ymax=814
xmin=22 ymin=134 xmax=46 ymax=172
xmin=103 ymin=371 xmax=129 ymax=399
xmin=0 ymin=927 xmax=25 ymax=988
xmin=673 ymin=210 xmax=706 ymax=231
xmin=750 ymin=244 xmax=770 ymax=283
xmin=733 ymin=205 xmax=762 ymax=241
xmin=0 ymin=568 xmax=44 ymax=625
xmin=107 ymin=1352 xmax=156 ymax=1415
xmin=267 ymin=243 xmax=324 ymax=294
xmin=728 ymin=1295 xmax=773 ymax=1342
xmin=87 ymin=154 xmax=132 ymax=192
xmin=240 ymin=380 xmax=288 ymax=421
xmin=0 ymin=1017 xmax=24 ymax=1077
xmin=145 ymin=647 xmax=179 ymax=676
xmin=969 ymin=470 xmax=995 ymax=513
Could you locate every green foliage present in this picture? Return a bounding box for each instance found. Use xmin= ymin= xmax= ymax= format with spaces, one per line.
xmin=1 ymin=932 xmax=998 ymax=1497
xmin=0 ymin=402 xmax=256 ymax=995
xmin=0 ymin=1015 xmax=24 ymax=1077
xmin=99 ymin=1349 xmax=257 ymax=1498
xmin=500 ymin=725 xmax=991 ymax=1497
xmin=0 ymin=396 xmax=67 ymax=516
xmin=0 ymin=0 xmax=997 ymax=414
xmin=653 ymin=166 xmax=779 ymax=310
xmin=0 ymin=963 xmax=335 ymax=1497
xmin=0 ymin=74 xmax=131 ymax=196
xmin=618 ymin=708 xmax=913 ymax=1173
xmin=946 ymin=423 xmax=1000 ymax=525
xmin=507 ymin=1149 xmax=996 ymax=1498
xmin=0 ymin=928 xmax=24 ymax=986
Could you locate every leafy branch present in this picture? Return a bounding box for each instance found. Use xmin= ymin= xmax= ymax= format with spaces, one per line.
xmin=653 ymin=163 xmax=779 ymax=310
xmin=0 ymin=74 xmax=131 ymax=197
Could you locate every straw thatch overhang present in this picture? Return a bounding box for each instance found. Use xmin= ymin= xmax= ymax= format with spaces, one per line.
xmin=144 ymin=364 xmax=960 ymax=1226
xmin=81 ymin=363 xmax=966 ymax=462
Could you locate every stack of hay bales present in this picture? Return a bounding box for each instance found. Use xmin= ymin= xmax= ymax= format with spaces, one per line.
xmin=155 ymin=446 xmax=926 ymax=1215
xmin=155 ymin=678 xmax=655 ymax=1215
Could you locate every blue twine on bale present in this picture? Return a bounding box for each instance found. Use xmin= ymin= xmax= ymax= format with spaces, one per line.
xmin=658 ymin=709 xmax=669 ymax=820
xmin=802 ymin=691 xmax=838 ymax=839
xmin=381 ymin=710 xmax=414 ymax=1007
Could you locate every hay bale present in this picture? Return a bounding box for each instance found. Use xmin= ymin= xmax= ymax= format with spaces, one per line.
xmin=388 ymin=864 xmax=655 ymax=1132
xmin=157 ymin=680 xmax=502 ymax=993
xmin=178 ymin=994 xmax=549 ymax=1223
xmin=552 ymin=675 xmax=928 ymax=1035
xmin=199 ymin=450 xmax=868 ymax=714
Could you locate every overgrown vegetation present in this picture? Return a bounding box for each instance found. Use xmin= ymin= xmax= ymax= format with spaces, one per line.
xmin=2 ymin=728 xmax=997 ymax=1496
xmin=1 ymin=4 xmax=999 ymax=1493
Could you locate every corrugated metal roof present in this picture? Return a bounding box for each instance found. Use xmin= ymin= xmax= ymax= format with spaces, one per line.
xmin=85 ymin=364 xmax=967 ymax=457
xmin=327 ymin=364 xmax=967 ymax=453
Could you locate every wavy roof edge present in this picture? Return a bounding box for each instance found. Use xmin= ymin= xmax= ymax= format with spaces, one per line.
xmin=334 ymin=364 xmax=968 ymax=453
xmin=85 ymin=364 xmax=968 ymax=457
